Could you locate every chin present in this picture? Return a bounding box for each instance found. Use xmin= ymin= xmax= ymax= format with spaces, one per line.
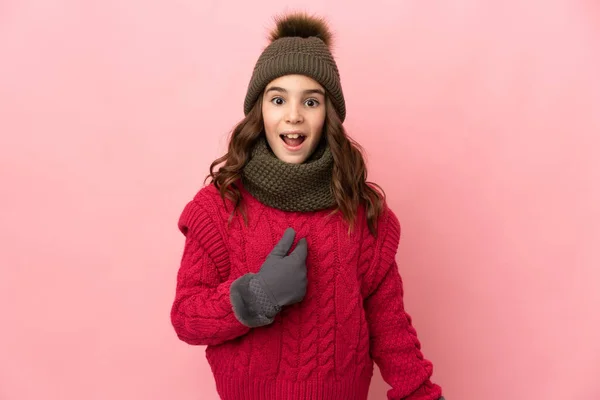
xmin=275 ymin=149 xmax=309 ymax=164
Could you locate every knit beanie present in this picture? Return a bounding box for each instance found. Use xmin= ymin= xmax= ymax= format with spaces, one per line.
xmin=243 ymin=12 xmax=346 ymax=122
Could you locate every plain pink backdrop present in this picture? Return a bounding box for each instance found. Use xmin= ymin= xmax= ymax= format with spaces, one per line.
xmin=1 ymin=1 xmax=599 ymax=399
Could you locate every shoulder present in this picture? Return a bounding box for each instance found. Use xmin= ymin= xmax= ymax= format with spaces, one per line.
xmin=355 ymin=201 xmax=401 ymax=262
xmin=177 ymin=184 xmax=231 ymax=270
xmin=358 ymin=202 xmax=403 ymax=295
xmin=365 ymin=201 xmax=400 ymax=245
xmin=376 ymin=202 xmax=401 ymax=263
xmin=191 ymin=183 xmax=223 ymax=204
xmin=177 ymin=184 xmax=226 ymax=239
xmin=380 ymin=203 xmax=400 ymax=239
xmin=361 ymin=202 xmax=401 ymax=279
xmin=357 ymin=202 xmax=403 ymax=294
xmin=354 ymin=200 xmax=401 ymax=246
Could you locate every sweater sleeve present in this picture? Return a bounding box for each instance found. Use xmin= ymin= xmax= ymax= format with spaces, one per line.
xmin=170 ymin=198 xmax=250 ymax=346
xmin=364 ymin=209 xmax=443 ymax=400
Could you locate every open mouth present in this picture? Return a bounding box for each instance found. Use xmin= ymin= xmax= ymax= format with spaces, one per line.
xmin=280 ymin=133 xmax=306 ymax=148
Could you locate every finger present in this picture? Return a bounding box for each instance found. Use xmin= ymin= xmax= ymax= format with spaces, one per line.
xmin=269 ymin=228 xmax=296 ymax=258
xmin=289 ymin=238 xmax=307 ymax=262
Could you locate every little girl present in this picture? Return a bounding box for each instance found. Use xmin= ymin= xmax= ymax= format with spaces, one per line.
xmin=171 ymin=12 xmax=445 ymax=400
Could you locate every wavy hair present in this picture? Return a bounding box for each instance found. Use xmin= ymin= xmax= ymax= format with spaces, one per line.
xmin=206 ymin=95 xmax=385 ymax=237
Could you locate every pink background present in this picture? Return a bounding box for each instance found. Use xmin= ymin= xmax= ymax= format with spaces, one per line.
xmin=1 ymin=1 xmax=599 ymax=399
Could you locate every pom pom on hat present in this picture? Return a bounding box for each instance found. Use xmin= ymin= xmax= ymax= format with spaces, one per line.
xmin=268 ymin=12 xmax=333 ymax=48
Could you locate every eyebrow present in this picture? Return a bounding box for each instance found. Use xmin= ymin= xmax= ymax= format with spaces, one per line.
xmin=265 ymin=86 xmax=325 ymax=96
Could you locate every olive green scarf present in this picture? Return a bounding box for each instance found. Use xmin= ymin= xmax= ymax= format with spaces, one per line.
xmin=241 ymin=136 xmax=335 ymax=212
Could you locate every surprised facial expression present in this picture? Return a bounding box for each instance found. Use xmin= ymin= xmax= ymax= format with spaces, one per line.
xmin=261 ymin=74 xmax=326 ymax=164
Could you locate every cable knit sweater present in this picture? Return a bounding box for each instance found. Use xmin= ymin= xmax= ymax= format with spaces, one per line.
xmin=170 ymin=183 xmax=443 ymax=400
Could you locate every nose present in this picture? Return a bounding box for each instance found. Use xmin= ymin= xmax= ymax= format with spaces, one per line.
xmin=285 ymin=103 xmax=304 ymax=124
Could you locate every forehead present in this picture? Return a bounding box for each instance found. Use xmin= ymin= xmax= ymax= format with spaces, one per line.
xmin=266 ymin=74 xmax=324 ymax=91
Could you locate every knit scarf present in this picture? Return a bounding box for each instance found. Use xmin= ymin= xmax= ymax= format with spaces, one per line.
xmin=241 ymin=136 xmax=336 ymax=212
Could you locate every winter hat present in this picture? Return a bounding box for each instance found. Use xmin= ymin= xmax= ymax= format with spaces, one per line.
xmin=243 ymin=12 xmax=346 ymax=122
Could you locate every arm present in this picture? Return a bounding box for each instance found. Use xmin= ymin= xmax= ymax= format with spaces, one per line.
xmin=170 ymin=199 xmax=250 ymax=346
xmin=364 ymin=210 xmax=444 ymax=400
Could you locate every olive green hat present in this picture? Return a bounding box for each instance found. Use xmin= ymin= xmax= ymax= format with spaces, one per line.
xmin=243 ymin=12 xmax=346 ymax=122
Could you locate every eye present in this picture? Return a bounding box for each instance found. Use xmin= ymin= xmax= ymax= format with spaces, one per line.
xmin=305 ymin=98 xmax=320 ymax=107
xmin=271 ymin=97 xmax=285 ymax=105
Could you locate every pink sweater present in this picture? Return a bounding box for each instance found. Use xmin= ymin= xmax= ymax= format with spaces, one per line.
xmin=170 ymin=183 xmax=443 ymax=400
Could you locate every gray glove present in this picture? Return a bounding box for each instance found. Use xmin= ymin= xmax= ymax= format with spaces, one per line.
xmin=256 ymin=227 xmax=307 ymax=307
xmin=230 ymin=228 xmax=307 ymax=328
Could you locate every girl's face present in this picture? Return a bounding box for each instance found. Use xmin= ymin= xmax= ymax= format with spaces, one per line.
xmin=261 ymin=74 xmax=326 ymax=164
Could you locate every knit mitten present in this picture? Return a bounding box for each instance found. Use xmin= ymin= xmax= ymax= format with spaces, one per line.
xmin=230 ymin=228 xmax=307 ymax=327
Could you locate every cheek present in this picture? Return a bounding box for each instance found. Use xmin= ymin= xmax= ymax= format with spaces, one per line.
xmin=311 ymin=111 xmax=326 ymax=136
xmin=262 ymin=109 xmax=279 ymax=134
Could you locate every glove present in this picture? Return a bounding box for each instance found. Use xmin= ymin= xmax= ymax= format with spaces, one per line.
xmin=230 ymin=227 xmax=307 ymax=327
xmin=255 ymin=227 xmax=307 ymax=307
